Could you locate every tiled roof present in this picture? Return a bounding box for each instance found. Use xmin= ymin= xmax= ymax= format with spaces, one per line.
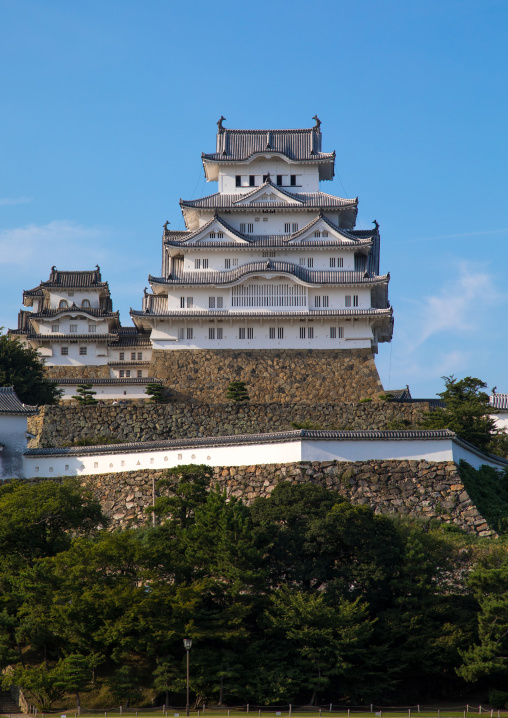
xmin=25 ymin=428 xmax=462 ymax=458
xmin=19 ymin=333 xmax=118 ymax=341
xmin=203 ymin=127 xmax=334 ymax=163
xmin=180 ymin=190 xmax=357 ymax=211
xmin=131 ymin=305 xmax=393 ymax=319
xmin=48 ymin=378 xmax=161 ymax=386
xmin=0 ymin=387 xmax=38 ymax=415
xmin=165 ymin=236 xmax=373 ymax=250
xmin=24 ymin=268 xmax=108 ymax=293
xmin=170 ymin=211 xmax=365 ymax=248
xmin=109 ymin=331 xmax=152 ymax=347
xmin=28 ymin=307 xmax=119 ymax=319
xmin=148 ymin=263 xmax=389 ymax=287
xmin=490 ymin=393 xmax=508 ymax=410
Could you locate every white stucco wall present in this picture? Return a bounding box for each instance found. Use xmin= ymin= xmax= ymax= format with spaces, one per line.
xmin=58 ymin=384 xmax=153 ymax=401
xmin=492 ymin=412 xmax=508 ymax=432
xmin=23 ymin=435 xmax=508 ymax=480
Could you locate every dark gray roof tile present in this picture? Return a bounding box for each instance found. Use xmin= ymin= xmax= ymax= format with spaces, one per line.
xmin=0 ymin=387 xmax=38 ymax=414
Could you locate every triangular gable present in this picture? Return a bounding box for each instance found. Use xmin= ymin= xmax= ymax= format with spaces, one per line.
xmin=287 ymin=214 xmax=362 ymax=244
xmin=180 ymin=215 xmax=250 ymax=245
xmin=232 ymin=181 xmax=304 ymax=206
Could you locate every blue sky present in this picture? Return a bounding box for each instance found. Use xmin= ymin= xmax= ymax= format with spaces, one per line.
xmin=1 ymin=0 xmax=507 ymax=398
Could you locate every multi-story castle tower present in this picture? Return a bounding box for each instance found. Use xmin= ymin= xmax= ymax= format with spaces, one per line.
xmin=131 ymin=117 xmax=393 ymax=403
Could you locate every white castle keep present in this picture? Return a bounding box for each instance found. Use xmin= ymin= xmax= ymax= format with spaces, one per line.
xmin=131 ymin=117 xmax=393 ymax=352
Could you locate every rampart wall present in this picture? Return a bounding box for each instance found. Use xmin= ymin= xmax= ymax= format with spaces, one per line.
xmin=149 ymin=348 xmax=384 ymax=403
xmin=36 ymin=459 xmax=493 ymax=536
xmin=28 ymin=401 xmax=427 ymax=448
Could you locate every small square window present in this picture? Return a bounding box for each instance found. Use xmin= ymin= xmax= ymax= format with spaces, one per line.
xmin=88 ymin=324 xmax=96 ymax=333
xmin=209 ymin=297 xmax=216 ymax=309
xmin=79 ymin=346 xmax=87 ymax=355
xmin=217 ymin=231 xmax=224 ymax=238
xmin=345 ymin=295 xmax=351 ymax=307
xmin=125 ymin=370 xmax=131 ymax=378
xmin=70 ymin=324 xmax=77 ymax=333
xmin=315 ymin=231 xmax=321 ymax=238
xmin=217 ymin=297 xmax=223 ymax=309
xmin=119 ymin=370 xmax=125 ymax=377
xmin=61 ymin=346 xmax=68 ymax=355
xmin=187 ymin=328 xmax=193 ymax=340
xmin=137 ymin=352 xmax=142 ymax=360
xmin=131 ymin=352 xmax=136 ymax=360
xmin=120 ymin=352 xmax=125 ymax=360
xmin=137 ymin=370 xmax=142 ymax=377
xmin=51 ymin=324 xmax=59 ymax=332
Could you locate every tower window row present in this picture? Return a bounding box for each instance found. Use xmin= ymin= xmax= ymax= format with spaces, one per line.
xmin=176 ymin=326 xmax=346 ymax=341
xmin=235 ymin=174 xmax=301 ymax=188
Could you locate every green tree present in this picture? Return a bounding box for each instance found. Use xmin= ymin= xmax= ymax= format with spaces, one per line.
xmin=0 ymin=329 xmax=61 ymax=405
xmin=72 ymin=383 xmax=98 ymax=405
xmin=422 ymin=375 xmax=496 ymax=452
xmin=151 ymin=464 xmax=212 ymax=527
xmin=2 ymin=663 xmax=66 ymax=710
xmin=153 ymin=658 xmax=185 ymax=707
xmin=107 ymin=664 xmax=142 ymax=707
xmin=226 ymin=381 xmax=250 ymax=402
xmin=457 ymin=562 xmax=508 ymax=685
xmin=54 ymin=653 xmax=91 ymax=709
xmin=145 ymin=382 xmax=168 ymax=403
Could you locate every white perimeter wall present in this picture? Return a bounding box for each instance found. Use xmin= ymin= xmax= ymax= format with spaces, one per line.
xmin=23 ymin=436 xmax=508 ymax=480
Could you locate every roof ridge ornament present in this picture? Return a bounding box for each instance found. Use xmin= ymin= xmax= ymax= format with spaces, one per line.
xmin=373 ymin=219 xmax=379 ymax=230
xmin=312 ymin=115 xmax=321 ymax=131
xmin=217 ymin=115 xmax=226 ymax=132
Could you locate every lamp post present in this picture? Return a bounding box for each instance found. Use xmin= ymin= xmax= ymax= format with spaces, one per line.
xmin=183 ymin=638 xmax=192 ymax=716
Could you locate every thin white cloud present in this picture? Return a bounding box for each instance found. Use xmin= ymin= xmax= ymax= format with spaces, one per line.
xmin=0 ymin=197 xmax=32 ymax=206
xmin=0 ymin=220 xmax=112 ymax=269
xmin=398 ymin=228 xmax=508 ymax=244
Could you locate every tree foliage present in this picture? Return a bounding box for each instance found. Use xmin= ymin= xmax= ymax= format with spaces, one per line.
xmin=226 ymin=381 xmax=250 ymax=402
xmin=1 ymin=474 xmax=507 ymax=706
xmin=72 ymin=383 xmax=97 ymax=405
xmin=0 ymin=329 xmax=61 ymax=405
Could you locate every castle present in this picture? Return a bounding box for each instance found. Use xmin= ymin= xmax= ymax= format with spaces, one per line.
xmin=10 ymin=118 xmax=392 ymax=402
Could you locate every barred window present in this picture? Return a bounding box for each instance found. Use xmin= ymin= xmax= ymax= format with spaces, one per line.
xmin=239 ymin=328 xmax=246 ymax=339
xmin=202 ymin=259 xmax=209 ymax=269
xmin=137 ymin=352 xmax=142 ymax=360
xmin=299 ymin=327 xmax=306 ymax=339
xmin=240 ymin=223 xmax=246 ymax=232
xmin=269 ymin=327 xmax=276 ymax=339
xmin=186 ymin=297 xmax=193 ymax=308
xmin=284 ymin=223 xmax=291 ymax=233
xmin=322 ymin=231 xmax=328 ymax=237
xmin=322 ymin=296 xmax=329 ymax=308
xmin=315 ymin=231 xmax=321 ymax=238
xmin=61 ymin=347 xmax=68 ymax=355
xmin=180 ymin=297 xmax=185 ymax=308
xmin=125 ymin=370 xmax=131 ymax=378
xmin=314 ymin=296 xmax=321 ymax=308
xmin=120 ymin=370 xmax=125 ymax=377
xmin=345 ymin=295 xmax=351 ymax=307
xmin=330 ymin=327 xmax=337 ymax=339
xmin=225 ymin=258 xmax=231 ymax=269
xmin=178 ymin=328 xmax=184 ymax=340
xmin=70 ymin=324 xmax=77 ymax=333
xmin=338 ymin=257 xmax=344 ymax=267
xmin=120 ymin=352 xmax=125 ymax=360
xmin=353 ymin=295 xmax=359 ymax=307
xmin=217 ymin=328 xmax=223 ymax=340
xmin=292 ymin=223 xmax=298 ymax=232
xmin=338 ymin=327 xmax=344 ymax=338
xmin=137 ymin=370 xmax=142 ymax=377
xmin=217 ymin=297 xmax=223 ymax=309
xmin=308 ymin=327 xmax=314 ymax=339
xmin=195 ymin=259 xmax=201 ymax=269
xmin=329 ymin=257 xmax=336 ymax=268
xmin=307 ymin=258 xmax=313 ymax=268
xmin=209 ymin=297 xmax=216 ymax=309
xmin=208 ymin=328 xmax=216 ymax=340
xmin=88 ymin=324 xmax=96 ymax=333
xmin=247 ymin=327 xmax=253 ymax=339
xmin=187 ymin=328 xmax=193 ymax=340
xmin=278 ymin=327 xmax=284 ymax=339
xmin=217 ymin=231 xmax=224 ymax=238
xmin=51 ymin=324 xmax=59 ymax=332
xmin=131 ymin=352 xmax=136 ymax=360
xmin=79 ymin=346 xmax=87 ymax=355
xmin=247 ymin=223 xmax=254 ymax=233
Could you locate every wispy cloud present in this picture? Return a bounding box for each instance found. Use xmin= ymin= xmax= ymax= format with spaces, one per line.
xmin=0 ymin=220 xmax=112 ymax=269
xmin=0 ymin=197 xmax=32 ymax=206
xmin=378 ymin=262 xmax=508 ymax=393
xmin=398 ymin=228 xmax=508 ymax=244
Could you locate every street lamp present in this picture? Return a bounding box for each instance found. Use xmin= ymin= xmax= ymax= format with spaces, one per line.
xmin=183 ymin=638 xmax=192 ymax=716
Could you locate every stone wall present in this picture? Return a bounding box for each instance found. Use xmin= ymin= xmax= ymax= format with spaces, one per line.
xmin=28 ymin=401 xmax=427 ymax=448
xmin=150 ymin=348 xmax=384 ymax=403
xmin=70 ymin=459 xmax=494 ymax=536
xmin=45 ymin=365 xmax=111 ymax=379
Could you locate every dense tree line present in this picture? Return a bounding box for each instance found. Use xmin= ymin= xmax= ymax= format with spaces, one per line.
xmin=1 ymin=471 xmax=508 ymax=709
